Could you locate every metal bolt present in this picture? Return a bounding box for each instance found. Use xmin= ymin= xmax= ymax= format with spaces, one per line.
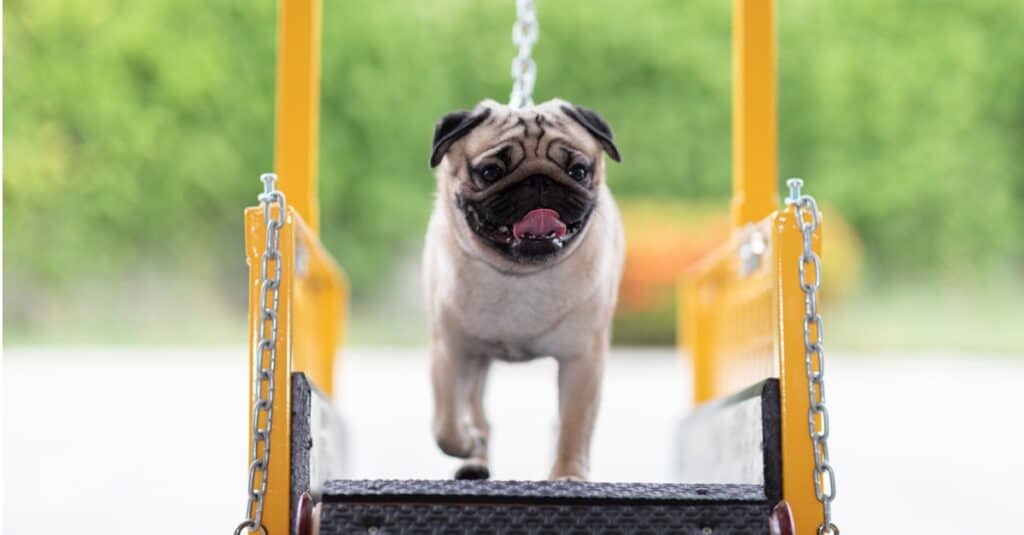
xmin=702 ymin=528 xmax=713 ymax=535
xmin=786 ymin=178 xmax=804 ymax=204
xmin=368 ymin=527 xmax=379 ymax=535
xmin=261 ymin=172 xmax=278 ymax=195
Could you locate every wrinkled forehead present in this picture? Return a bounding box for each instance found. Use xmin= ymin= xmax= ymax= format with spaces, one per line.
xmin=457 ymin=102 xmax=600 ymax=158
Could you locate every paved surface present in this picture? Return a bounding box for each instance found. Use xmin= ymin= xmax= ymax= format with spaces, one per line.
xmin=3 ymin=346 xmax=1023 ymax=534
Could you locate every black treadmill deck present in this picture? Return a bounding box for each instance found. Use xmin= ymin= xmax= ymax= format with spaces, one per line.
xmin=319 ymin=479 xmax=770 ymax=534
xmin=292 ymin=373 xmax=781 ymax=535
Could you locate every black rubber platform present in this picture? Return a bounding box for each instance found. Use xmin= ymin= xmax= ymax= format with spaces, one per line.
xmin=319 ymin=480 xmax=771 ymax=534
xmin=293 ymin=373 xmax=780 ymax=534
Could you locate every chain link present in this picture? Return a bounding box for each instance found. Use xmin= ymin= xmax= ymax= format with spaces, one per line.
xmin=787 ymin=178 xmax=839 ymax=535
xmin=509 ymin=0 xmax=539 ymax=109
xmin=235 ymin=173 xmax=286 ymax=535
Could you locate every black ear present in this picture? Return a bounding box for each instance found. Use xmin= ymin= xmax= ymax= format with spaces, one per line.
xmin=561 ymin=105 xmax=621 ymax=162
xmin=430 ymin=108 xmax=492 ymax=167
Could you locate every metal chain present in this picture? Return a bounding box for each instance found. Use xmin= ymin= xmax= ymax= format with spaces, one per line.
xmin=787 ymin=178 xmax=838 ymax=535
xmin=509 ymin=0 xmax=539 ymax=109
xmin=235 ymin=173 xmax=287 ymax=535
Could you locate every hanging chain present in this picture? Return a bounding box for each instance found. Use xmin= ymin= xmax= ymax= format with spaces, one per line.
xmin=509 ymin=0 xmax=539 ymax=109
xmin=235 ymin=173 xmax=287 ymax=535
xmin=787 ymin=178 xmax=839 ymax=535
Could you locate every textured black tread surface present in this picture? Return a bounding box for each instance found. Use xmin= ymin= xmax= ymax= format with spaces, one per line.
xmin=320 ymin=480 xmax=770 ymax=534
xmin=323 ymin=479 xmax=764 ymax=504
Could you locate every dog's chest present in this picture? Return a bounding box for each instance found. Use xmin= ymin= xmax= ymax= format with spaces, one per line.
xmin=452 ymin=262 xmax=583 ymax=345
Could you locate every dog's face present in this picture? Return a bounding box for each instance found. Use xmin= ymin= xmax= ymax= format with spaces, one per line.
xmin=430 ymin=99 xmax=620 ymax=267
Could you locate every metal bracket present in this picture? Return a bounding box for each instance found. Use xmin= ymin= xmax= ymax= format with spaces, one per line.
xmin=738 ymin=224 xmax=768 ymax=277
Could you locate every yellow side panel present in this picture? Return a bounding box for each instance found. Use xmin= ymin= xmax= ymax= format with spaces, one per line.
xmin=274 ymin=0 xmax=322 ymax=234
xmin=679 ymin=205 xmax=825 ymax=532
xmin=291 ymin=215 xmax=348 ymax=397
xmin=731 ymin=0 xmax=778 ymax=227
xmin=774 ymin=205 xmax=824 ymax=533
xmin=244 ymin=206 xmax=294 ymax=535
xmin=679 ymin=221 xmax=775 ymax=404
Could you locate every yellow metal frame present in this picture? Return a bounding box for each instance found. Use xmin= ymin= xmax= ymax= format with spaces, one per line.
xmin=680 ymin=0 xmax=825 ymax=532
xmin=243 ymin=0 xmax=346 ymax=533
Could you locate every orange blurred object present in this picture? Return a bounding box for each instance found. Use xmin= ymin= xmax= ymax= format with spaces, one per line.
xmin=618 ymin=200 xmax=730 ymax=313
xmin=617 ymin=198 xmax=862 ymax=316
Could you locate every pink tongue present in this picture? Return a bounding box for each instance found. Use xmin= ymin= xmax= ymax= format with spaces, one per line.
xmin=512 ymin=208 xmax=567 ymax=240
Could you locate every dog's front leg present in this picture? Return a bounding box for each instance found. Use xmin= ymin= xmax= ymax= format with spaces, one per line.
xmin=550 ymin=343 xmax=606 ymax=481
xmin=431 ymin=337 xmax=490 ymax=479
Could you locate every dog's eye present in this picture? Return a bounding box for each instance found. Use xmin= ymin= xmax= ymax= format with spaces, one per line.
xmin=567 ymin=164 xmax=589 ymax=181
xmin=478 ymin=164 xmax=505 ymax=183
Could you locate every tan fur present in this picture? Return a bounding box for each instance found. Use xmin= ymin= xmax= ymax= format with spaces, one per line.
xmin=423 ymin=99 xmax=625 ymax=480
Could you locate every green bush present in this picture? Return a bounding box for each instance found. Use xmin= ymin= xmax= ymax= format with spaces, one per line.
xmin=5 ymin=0 xmax=1023 ymax=306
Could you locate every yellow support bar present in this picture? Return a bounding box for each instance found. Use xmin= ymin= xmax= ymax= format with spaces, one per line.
xmin=731 ymin=0 xmax=778 ymax=227
xmin=274 ymin=0 xmax=323 ymax=234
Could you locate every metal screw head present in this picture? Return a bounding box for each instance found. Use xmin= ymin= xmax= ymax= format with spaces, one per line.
xmin=786 ymin=178 xmax=804 ymax=204
xmin=260 ymin=173 xmax=278 ymax=194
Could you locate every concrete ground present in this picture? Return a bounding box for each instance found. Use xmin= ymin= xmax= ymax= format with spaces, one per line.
xmin=3 ymin=346 xmax=1022 ymax=534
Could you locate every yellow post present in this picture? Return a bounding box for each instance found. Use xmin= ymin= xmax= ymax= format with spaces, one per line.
xmin=731 ymin=0 xmax=778 ymax=227
xmin=275 ymin=0 xmax=323 ymax=234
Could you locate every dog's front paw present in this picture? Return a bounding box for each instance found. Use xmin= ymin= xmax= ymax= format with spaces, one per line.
xmin=454 ymin=461 xmax=490 ymax=480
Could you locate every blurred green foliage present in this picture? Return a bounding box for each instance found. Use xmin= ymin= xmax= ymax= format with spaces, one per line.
xmin=5 ymin=0 xmax=1023 ymax=311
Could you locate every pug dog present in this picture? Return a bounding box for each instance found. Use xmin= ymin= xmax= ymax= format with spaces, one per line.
xmin=423 ymin=98 xmax=624 ymax=481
